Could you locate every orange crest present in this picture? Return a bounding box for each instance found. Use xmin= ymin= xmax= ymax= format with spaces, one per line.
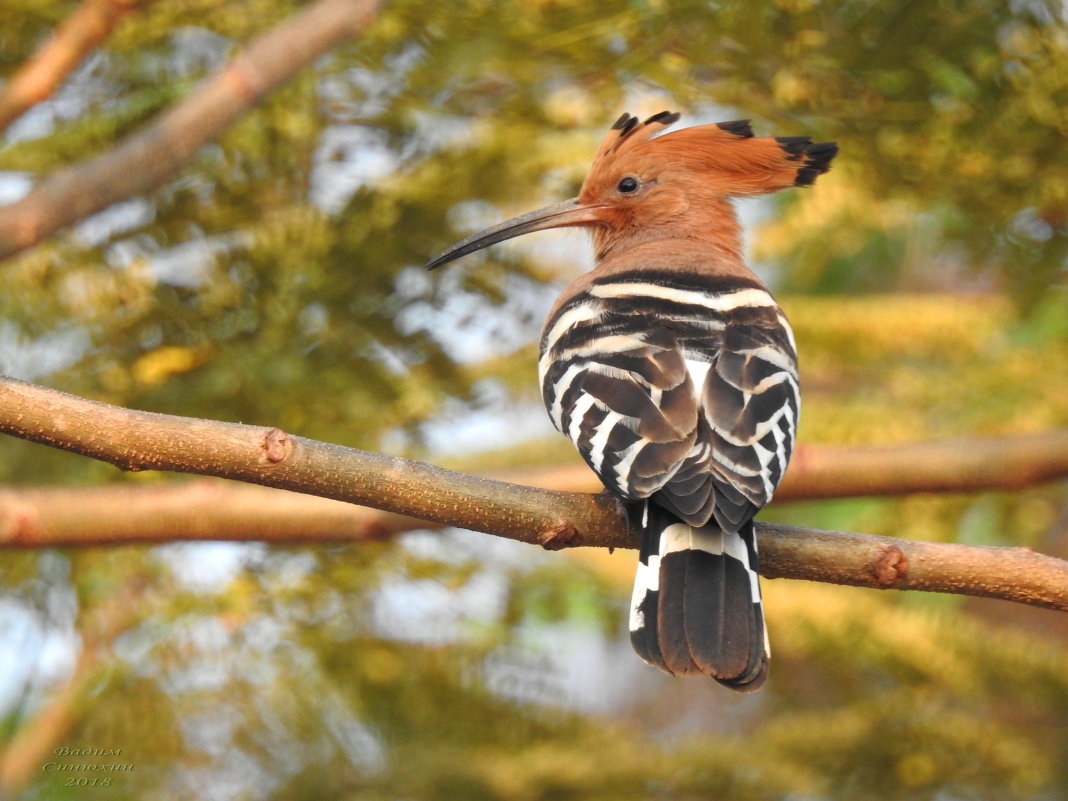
xmin=587 ymin=111 xmax=837 ymax=198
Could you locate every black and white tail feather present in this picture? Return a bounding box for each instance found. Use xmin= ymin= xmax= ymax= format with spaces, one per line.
xmin=539 ymin=270 xmax=798 ymax=690
xmin=630 ymin=503 xmax=769 ymax=689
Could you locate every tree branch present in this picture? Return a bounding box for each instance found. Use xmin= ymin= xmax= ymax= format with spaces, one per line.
xmin=0 ymin=0 xmax=381 ymax=261
xmin=0 ymin=482 xmax=423 ymax=547
xmin=0 ymin=0 xmax=151 ymax=135
xmin=0 ymin=376 xmax=623 ymax=547
xmin=1 ymin=375 xmax=1066 ymax=611
xmin=774 ymin=433 xmax=1068 ymax=499
xmin=5 ymin=429 xmax=1068 ymax=550
xmin=490 ymin=429 xmax=1068 ymax=502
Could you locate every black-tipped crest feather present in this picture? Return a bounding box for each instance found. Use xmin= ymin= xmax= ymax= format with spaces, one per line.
xmin=645 ymin=110 xmax=681 ymax=127
xmin=796 ymin=140 xmax=839 ymax=185
xmin=717 ymin=119 xmax=754 ymax=138
xmin=774 ymin=136 xmax=839 ymax=185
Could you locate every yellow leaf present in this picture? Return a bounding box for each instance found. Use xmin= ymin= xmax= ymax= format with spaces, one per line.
xmin=132 ymin=346 xmax=207 ymax=387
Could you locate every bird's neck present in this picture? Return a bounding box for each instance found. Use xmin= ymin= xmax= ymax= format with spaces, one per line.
xmin=590 ymin=232 xmax=759 ymax=285
xmin=542 ymin=234 xmax=767 ymax=340
xmin=590 ymin=199 xmax=746 ymax=269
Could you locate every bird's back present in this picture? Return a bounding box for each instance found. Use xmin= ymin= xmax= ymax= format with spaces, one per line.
xmin=538 ymin=241 xmax=799 ymax=529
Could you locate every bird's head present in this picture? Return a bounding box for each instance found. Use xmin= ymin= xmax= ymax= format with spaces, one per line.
xmin=426 ymin=111 xmax=836 ymax=269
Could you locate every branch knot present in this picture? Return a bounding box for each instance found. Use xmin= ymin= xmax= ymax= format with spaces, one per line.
xmin=870 ymin=544 xmax=909 ymax=586
xmin=262 ymin=428 xmax=291 ymax=464
xmin=539 ymin=522 xmax=582 ymax=550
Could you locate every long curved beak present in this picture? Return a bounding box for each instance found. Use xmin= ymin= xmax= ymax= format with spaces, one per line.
xmin=425 ymin=198 xmax=605 ymax=270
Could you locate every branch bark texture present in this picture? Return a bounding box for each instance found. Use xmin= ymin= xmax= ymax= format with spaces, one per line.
xmin=0 ymin=0 xmax=381 ymax=260
xmin=1 ymin=375 xmax=1066 ymax=612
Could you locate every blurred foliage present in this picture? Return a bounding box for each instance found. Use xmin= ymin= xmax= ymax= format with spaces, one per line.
xmin=8 ymin=541 xmax=1068 ymax=801
xmin=1 ymin=1 xmax=1067 ymax=800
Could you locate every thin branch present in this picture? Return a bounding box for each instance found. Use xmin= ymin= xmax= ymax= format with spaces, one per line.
xmin=0 ymin=481 xmax=422 ymax=546
xmin=1 ymin=375 xmax=1066 ymax=611
xmin=775 ymin=433 xmax=1068 ymax=499
xmin=755 ymin=523 xmax=1067 ymax=611
xmin=0 ymin=0 xmax=151 ymax=134
xmin=0 ymin=0 xmax=382 ymax=261
xmin=491 ymin=430 xmax=1068 ymax=502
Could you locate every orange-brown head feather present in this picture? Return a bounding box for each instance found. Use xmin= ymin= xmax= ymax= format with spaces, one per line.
xmin=426 ymin=111 xmax=837 ymax=272
xmin=578 ymin=112 xmax=838 ymax=261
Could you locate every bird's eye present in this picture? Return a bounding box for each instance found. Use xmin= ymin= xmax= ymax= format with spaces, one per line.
xmin=617 ymin=176 xmax=640 ymax=194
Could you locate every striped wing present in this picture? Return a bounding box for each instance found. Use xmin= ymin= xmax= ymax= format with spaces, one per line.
xmin=539 ymin=270 xmax=799 ymax=530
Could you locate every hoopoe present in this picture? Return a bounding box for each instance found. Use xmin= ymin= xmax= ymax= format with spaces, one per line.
xmin=427 ymin=112 xmax=837 ymax=690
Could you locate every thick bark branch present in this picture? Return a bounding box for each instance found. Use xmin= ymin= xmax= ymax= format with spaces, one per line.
xmin=0 ymin=376 xmax=622 ymax=547
xmin=0 ymin=0 xmax=381 ymax=260
xmin=0 ymin=0 xmax=151 ymax=134
xmin=1 ymin=375 xmax=1066 ymax=611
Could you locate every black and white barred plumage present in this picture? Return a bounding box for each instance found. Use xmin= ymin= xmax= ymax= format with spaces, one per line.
xmin=539 ymin=269 xmax=799 ymax=689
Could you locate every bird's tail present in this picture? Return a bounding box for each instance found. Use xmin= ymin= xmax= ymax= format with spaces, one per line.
xmin=629 ymin=502 xmax=769 ymax=691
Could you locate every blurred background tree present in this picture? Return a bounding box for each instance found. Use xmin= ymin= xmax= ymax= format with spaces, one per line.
xmin=0 ymin=0 xmax=1066 ymax=799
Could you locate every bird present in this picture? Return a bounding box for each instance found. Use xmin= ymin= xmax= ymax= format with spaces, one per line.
xmin=426 ymin=111 xmax=837 ymax=690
